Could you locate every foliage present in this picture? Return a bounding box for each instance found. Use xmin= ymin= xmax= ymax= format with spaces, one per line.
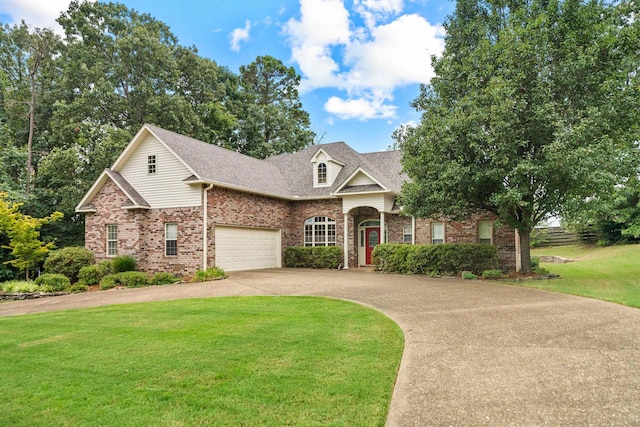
xmin=397 ymin=0 xmax=640 ymax=273
xmin=284 ymin=246 xmax=343 ymax=269
xmin=112 ymin=255 xmax=137 ymax=273
xmin=0 ymin=280 xmax=39 ymax=293
xmin=34 ymin=273 xmax=70 ymax=291
xmin=530 ymin=257 xmax=540 ymax=270
xmin=99 ymin=271 xmax=149 ymax=289
xmin=69 ymin=283 xmax=89 ymax=293
xmin=43 ymin=246 xmax=95 ymax=283
xmin=0 ymin=298 xmax=403 ymax=426
xmin=236 ymin=55 xmax=315 ymax=158
xmin=482 ymin=269 xmax=504 ymax=280
xmin=0 ymin=193 xmax=63 ymax=278
xmin=462 ymin=271 xmax=477 ymax=280
xmin=149 ymin=272 xmax=180 ymax=286
xmin=77 ymin=260 xmax=113 ymax=286
xmin=193 ymin=266 xmax=226 ymax=282
xmin=530 ymin=228 xmax=550 ymax=248
xmin=372 ymin=243 xmax=498 ymax=275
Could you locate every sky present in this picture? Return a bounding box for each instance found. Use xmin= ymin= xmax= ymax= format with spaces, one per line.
xmin=0 ymin=0 xmax=455 ymax=153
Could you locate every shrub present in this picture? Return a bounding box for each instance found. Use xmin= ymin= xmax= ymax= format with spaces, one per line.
xmin=99 ymin=274 xmax=118 ymax=290
xmin=531 ymin=257 xmax=540 ymax=269
xmin=149 ymin=272 xmax=180 ymax=286
xmin=0 ymin=280 xmax=38 ymax=293
xmin=69 ymin=283 xmax=89 ymax=293
xmin=372 ymin=243 xmax=498 ymax=275
xmin=99 ymin=271 xmax=149 ymax=289
xmin=482 ymin=269 xmax=504 ymax=280
xmin=112 ymin=255 xmax=137 ymax=273
xmin=44 ymin=247 xmax=95 ymax=283
xmin=193 ymin=267 xmax=226 ymax=282
xmin=284 ymin=246 xmax=342 ymax=269
xmin=35 ymin=273 xmax=70 ymax=291
xmin=78 ymin=260 xmax=113 ymax=286
xmin=462 ymin=271 xmax=477 ymax=280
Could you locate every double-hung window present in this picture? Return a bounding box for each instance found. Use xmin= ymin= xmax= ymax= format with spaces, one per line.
xmin=304 ymin=216 xmax=336 ymax=246
xmin=106 ymin=224 xmax=117 ymax=256
xmin=148 ymin=155 xmax=157 ymax=174
xmin=403 ymin=225 xmax=413 ymax=244
xmin=165 ymin=223 xmax=177 ymax=256
xmin=317 ymin=163 xmax=327 ymax=184
xmin=478 ymin=221 xmax=493 ymax=244
xmin=431 ymin=222 xmax=444 ymax=244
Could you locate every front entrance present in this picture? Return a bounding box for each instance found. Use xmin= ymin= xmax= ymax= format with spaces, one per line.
xmin=365 ymin=227 xmax=380 ymax=265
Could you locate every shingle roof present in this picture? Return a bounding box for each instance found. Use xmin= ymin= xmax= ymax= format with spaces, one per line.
xmin=145 ymin=124 xmax=406 ymax=199
xmin=105 ymin=170 xmax=150 ymax=208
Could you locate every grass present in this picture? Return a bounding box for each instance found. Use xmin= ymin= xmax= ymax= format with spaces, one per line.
xmin=519 ymin=244 xmax=640 ymax=308
xmin=0 ymin=297 xmax=403 ymax=426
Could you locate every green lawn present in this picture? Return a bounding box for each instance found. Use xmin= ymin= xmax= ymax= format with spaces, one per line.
xmin=0 ymin=297 xmax=404 ymax=427
xmin=522 ymin=244 xmax=640 ymax=308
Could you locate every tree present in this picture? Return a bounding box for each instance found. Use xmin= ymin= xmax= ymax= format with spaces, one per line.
xmin=397 ymin=0 xmax=640 ymax=272
xmin=236 ymin=55 xmax=314 ymax=158
xmin=0 ymin=192 xmax=63 ymax=278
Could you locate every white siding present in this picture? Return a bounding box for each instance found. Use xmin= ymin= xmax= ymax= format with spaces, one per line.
xmin=342 ymin=193 xmax=386 ymax=213
xmin=119 ymin=134 xmax=201 ymax=208
xmin=215 ymin=226 xmax=281 ymax=271
xmin=327 ymin=161 xmax=343 ymax=185
xmin=347 ymin=172 xmax=376 ymax=186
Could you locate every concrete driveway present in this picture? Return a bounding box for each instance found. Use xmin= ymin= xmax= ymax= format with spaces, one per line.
xmin=1 ymin=268 xmax=639 ymax=426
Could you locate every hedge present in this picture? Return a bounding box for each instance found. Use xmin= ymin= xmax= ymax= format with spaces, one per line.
xmin=372 ymin=243 xmax=498 ymax=275
xmin=284 ymin=246 xmax=342 ymax=269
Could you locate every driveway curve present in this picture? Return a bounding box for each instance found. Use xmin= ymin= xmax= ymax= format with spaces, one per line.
xmin=1 ymin=268 xmax=639 ymax=426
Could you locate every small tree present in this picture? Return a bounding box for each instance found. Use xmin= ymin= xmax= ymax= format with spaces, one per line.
xmin=0 ymin=192 xmax=63 ymax=278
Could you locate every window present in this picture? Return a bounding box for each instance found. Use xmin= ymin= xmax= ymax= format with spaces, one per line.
xmin=403 ymin=225 xmax=413 ymax=244
xmin=317 ymin=163 xmax=327 ymax=184
xmin=106 ymin=225 xmax=117 ymax=256
xmin=431 ymin=222 xmax=444 ymax=244
xmin=148 ymin=155 xmax=156 ymax=174
xmin=165 ymin=223 xmax=177 ymax=256
xmin=304 ymin=216 xmax=336 ymax=246
xmin=478 ymin=221 xmax=493 ymax=244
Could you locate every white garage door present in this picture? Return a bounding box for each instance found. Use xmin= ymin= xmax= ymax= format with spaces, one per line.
xmin=215 ymin=226 xmax=281 ymax=271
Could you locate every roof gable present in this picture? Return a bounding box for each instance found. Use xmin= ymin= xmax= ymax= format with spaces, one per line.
xmin=75 ymin=170 xmax=150 ymax=212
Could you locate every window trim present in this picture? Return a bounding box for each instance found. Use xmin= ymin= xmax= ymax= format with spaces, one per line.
xmin=431 ymin=222 xmax=444 ymax=244
xmin=165 ymin=223 xmax=177 ymax=256
xmin=304 ymin=216 xmax=336 ymax=247
xmin=478 ymin=220 xmax=494 ymax=245
xmin=317 ymin=162 xmax=327 ymax=185
xmin=403 ymin=225 xmax=413 ymax=244
xmin=148 ymin=155 xmax=157 ymax=174
xmin=106 ymin=224 xmax=117 ymax=257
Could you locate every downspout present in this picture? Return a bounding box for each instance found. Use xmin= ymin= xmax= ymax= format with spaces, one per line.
xmin=203 ymin=184 xmax=214 ymax=270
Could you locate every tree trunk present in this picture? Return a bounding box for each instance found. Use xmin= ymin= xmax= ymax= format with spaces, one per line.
xmin=519 ymin=229 xmax=532 ymax=273
xmin=26 ymin=70 xmax=36 ymax=195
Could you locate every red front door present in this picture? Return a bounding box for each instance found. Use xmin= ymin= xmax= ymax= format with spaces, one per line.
xmin=365 ymin=227 xmax=380 ymax=265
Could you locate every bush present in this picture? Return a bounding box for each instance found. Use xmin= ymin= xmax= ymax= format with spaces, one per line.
xmin=0 ymin=280 xmax=38 ymax=293
xmin=35 ymin=273 xmax=70 ymax=291
xmin=44 ymin=247 xmax=95 ymax=283
xmin=372 ymin=243 xmax=499 ymax=275
xmin=193 ymin=267 xmax=226 ymax=282
xmin=531 ymin=256 xmax=540 ymax=269
xmin=78 ymin=260 xmax=113 ymax=286
xmin=149 ymin=272 xmax=180 ymax=286
xmin=99 ymin=271 xmax=149 ymax=289
xmin=462 ymin=271 xmax=477 ymax=280
xmin=284 ymin=246 xmax=343 ymax=269
xmin=112 ymin=255 xmax=137 ymax=273
xmin=482 ymin=269 xmax=504 ymax=280
xmin=69 ymin=283 xmax=89 ymax=293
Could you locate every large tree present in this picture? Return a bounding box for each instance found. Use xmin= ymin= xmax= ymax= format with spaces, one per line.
xmin=236 ymin=55 xmax=314 ymax=158
xmin=397 ymin=0 xmax=640 ymax=272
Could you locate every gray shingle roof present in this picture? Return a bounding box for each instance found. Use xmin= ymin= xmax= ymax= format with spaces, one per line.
xmin=106 ymin=170 xmax=150 ymax=208
xmin=145 ymin=124 xmax=406 ymax=199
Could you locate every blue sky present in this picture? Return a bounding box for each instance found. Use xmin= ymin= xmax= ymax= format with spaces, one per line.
xmin=0 ymin=0 xmax=454 ymax=153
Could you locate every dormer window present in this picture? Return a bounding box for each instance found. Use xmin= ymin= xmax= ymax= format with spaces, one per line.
xmin=318 ymin=163 xmax=327 ymax=184
xmin=148 ymin=155 xmax=157 ymax=174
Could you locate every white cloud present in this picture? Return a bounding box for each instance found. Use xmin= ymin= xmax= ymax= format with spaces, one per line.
xmin=284 ymin=0 xmax=444 ymax=121
xmin=0 ymin=0 xmax=75 ymax=33
xmin=229 ymin=20 xmax=251 ymax=52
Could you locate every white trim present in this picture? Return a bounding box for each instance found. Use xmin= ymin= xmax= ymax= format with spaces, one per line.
xmin=309 ymin=148 xmax=345 ymax=166
xmin=334 ymin=167 xmax=388 ymax=194
xmin=75 ymin=170 xmax=151 ymax=213
xmin=203 ymin=184 xmax=213 ymax=270
xmin=343 ymin=215 xmax=349 ymax=269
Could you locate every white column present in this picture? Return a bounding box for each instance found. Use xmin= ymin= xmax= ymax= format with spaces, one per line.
xmin=343 ymin=214 xmax=349 ymax=269
xmin=380 ymin=211 xmax=386 ymax=244
xmin=411 ymin=216 xmax=416 ymax=245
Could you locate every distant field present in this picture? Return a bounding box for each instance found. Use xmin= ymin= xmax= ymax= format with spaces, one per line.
xmin=522 ymin=244 xmax=640 ymax=308
xmin=0 ymin=297 xmax=403 ymax=427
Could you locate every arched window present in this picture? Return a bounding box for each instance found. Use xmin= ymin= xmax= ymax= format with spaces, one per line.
xmin=304 ymin=216 xmax=336 ymax=246
xmin=317 ymin=163 xmax=327 ymax=184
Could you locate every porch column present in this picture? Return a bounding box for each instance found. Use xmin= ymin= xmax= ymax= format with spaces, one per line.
xmin=380 ymin=211 xmax=386 ymax=243
xmin=411 ymin=216 xmax=416 ymax=245
xmin=343 ymin=214 xmax=349 ymax=269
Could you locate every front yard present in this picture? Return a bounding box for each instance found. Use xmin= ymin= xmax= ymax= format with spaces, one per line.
xmin=0 ymin=297 xmax=403 ymax=426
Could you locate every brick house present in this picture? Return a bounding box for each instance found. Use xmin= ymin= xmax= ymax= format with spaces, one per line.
xmin=76 ymin=124 xmax=516 ymax=275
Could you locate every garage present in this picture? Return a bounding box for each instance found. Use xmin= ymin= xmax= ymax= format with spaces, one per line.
xmin=214 ymin=226 xmax=281 ymax=271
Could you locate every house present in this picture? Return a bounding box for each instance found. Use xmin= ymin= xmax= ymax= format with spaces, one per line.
xmin=76 ymin=124 xmax=516 ymax=275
